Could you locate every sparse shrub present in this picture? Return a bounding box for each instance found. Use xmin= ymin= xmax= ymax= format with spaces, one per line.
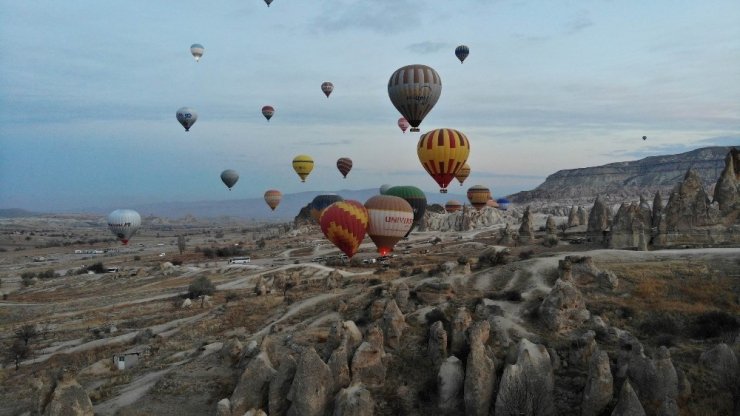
xmin=171 ymin=259 xmax=183 ymax=266
xmin=618 ymin=307 xmax=634 ymax=320
xmin=21 ymin=276 xmax=35 ymax=287
xmin=690 ymin=311 xmax=739 ymax=339
xmin=519 ymin=250 xmax=535 ymax=260
xmin=21 ymin=271 xmax=35 ymax=280
xmin=543 ymin=235 xmax=559 ymax=247
xmin=412 ymin=267 xmax=423 ymax=275
xmin=134 ymin=329 xmax=154 ymax=344
xmin=224 ymin=292 xmax=239 ymax=303
xmin=188 ymin=276 xmax=215 ymax=299
xmin=457 ymin=255 xmax=469 ymax=265
xmin=134 ymin=255 xmax=141 ymax=261
xmin=478 ymin=249 xmax=509 ymax=267
xmin=488 ymin=290 xmax=523 ymax=302
xmin=367 ymin=278 xmax=383 ymax=286
xmin=350 ymin=257 xmax=363 ymax=267
xmin=402 ymin=260 xmax=414 ymax=267
xmin=654 ymin=334 xmax=677 ymax=348
xmin=38 ymin=269 xmax=57 ymax=279
xmin=638 ymin=314 xmax=681 ymax=336
xmin=542 ymin=266 xmax=560 ymax=285
xmin=399 ymin=269 xmax=409 ymax=277
xmin=87 ymin=262 xmax=106 ymax=274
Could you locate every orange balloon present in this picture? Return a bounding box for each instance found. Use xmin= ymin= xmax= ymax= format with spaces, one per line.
xmin=319 ymin=200 xmax=368 ymax=258
xmin=264 ymin=190 xmax=282 ymax=211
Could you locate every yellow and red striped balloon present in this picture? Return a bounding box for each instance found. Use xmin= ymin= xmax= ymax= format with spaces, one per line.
xmin=364 ymin=195 xmax=414 ymax=255
xmin=417 ymin=128 xmax=470 ymax=193
xmin=445 ymin=200 xmax=463 ymax=213
xmin=336 ymin=157 xmax=353 ymax=178
xmin=319 ymin=200 xmax=369 ymax=258
xmin=264 ymin=189 xmax=282 ymax=211
xmin=467 ymin=185 xmax=491 ymax=211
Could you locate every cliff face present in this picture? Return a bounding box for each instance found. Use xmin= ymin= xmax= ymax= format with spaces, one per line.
xmin=510 ymin=146 xmax=735 ymax=205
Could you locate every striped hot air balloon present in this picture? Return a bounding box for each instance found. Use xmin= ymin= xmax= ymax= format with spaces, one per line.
xmin=321 ymin=82 xmax=334 ymax=98
xmin=445 ymin=200 xmax=463 ymax=213
xmin=455 ymin=45 xmax=469 ymax=63
xmin=455 ymin=163 xmax=470 ymax=186
xmin=398 ymin=117 xmax=410 ymax=133
xmin=262 ymin=105 xmax=275 ymax=121
xmin=388 ymin=64 xmax=442 ymax=132
xmin=384 ymin=186 xmax=427 ymax=237
xmin=190 ymin=44 xmax=204 ymax=62
xmin=320 ymin=200 xmax=369 ymax=258
xmin=264 ymin=189 xmax=282 ymax=211
xmin=336 ymin=157 xmax=353 ymax=178
xmin=417 ymin=128 xmax=470 ymax=193
xmin=107 ymin=209 xmax=141 ymax=245
xmin=292 ymin=155 xmax=314 ymax=182
xmin=467 ymin=185 xmax=491 ymax=211
xmin=365 ymin=195 xmax=414 ymax=255
xmin=310 ymin=194 xmax=344 ymax=222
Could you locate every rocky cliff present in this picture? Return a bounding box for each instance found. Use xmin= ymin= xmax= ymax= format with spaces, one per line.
xmin=510 ymin=146 xmax=735 ymax=206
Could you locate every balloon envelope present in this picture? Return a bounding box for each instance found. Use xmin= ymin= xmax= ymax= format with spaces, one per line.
xmin=364 ymin=195 xmax=414 ymax=255
xmin=190 ymin=44 xmax=204 ymax=62
xmin=398 ymin=117 xmax=410 ymax=133
xmin=379 ymin=184 xmax=391 ymax=195
xmin=417 ymin=128 xmax=470 ymax=193
xmin=336 ymin=157 xmax=353 ymax=178
xmin=292 ymin=155 xmax=314 ymax=182
xmin=496 ymin=198 xmax=511 ymax=211
xmin=388 ymin=64 xmax=442 ymax=132
xmin=445 ymin=200 xmax=463 ymax=213
xmin=310 ymin=194 xmax=344 ymax=222
xmin=220 ymin=169 xmax=239 ymax=190
xmin=384 ymin=186 xmax=427 ymax=236
xmin=455 ymin=163 xmax=471 ymax=186
xmin=455 ymin=45 xmax=469 ymax=63
xmin=467 ymin=185 xmax=491 ymax=211
xmin=176 ymin=107 xmax=198 ymax=131
xmin=107 ymin=209 xmax=141 ymax=245
xmin=262 ymin=105 xmax=275 ymax=121
xmin=264 ymin=0 xmax=273 ymax=6
xmin=320 ymin=200 xmax=368 ymax=258
xmin=321 ymin=82 xmax=334 ymax=98
xmin=264 ymin=189 xmax=282 ymax=211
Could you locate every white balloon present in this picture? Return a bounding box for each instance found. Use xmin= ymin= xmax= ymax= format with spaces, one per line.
xmin=107 ymin=209 xmax=141 ymax=245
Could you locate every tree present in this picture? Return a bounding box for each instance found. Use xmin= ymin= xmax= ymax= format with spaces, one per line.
xmin=557 ymin=222 xmax=569 ymax=236
xmin=6 ymin=340 xmax=31 ymax=370
xmin=177 ymin=235 xmax=186 ymax=255
xmin=188 ymin=276 xmax=215 ymax=307
xmin=15 ymin=324 xmax=38 ymax=346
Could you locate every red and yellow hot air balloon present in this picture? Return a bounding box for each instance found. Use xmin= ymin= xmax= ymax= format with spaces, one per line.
xmin=264 ymin=189 xmax=282 ymax=211
xmin=398 ymin=117 xmax=410 ymax=133
xmin=364 ymin=195 xmax=414 ymax=256
xmin=455 ymin=163 xmax=470 ymax=186
xmin=336 ymin=157 xmax=353 ymax=179
xmin=262 ymin=105 xmax=275 ymax=121
xmin=319 ymin=200 xmax=369 ymax=258
xmin=467 ymin=185 xmax=491 ymax=211
xmin=417 ymin=128 xmax=470 ymax=193
xmin=445 ymin=200 xmax=463 ymax=213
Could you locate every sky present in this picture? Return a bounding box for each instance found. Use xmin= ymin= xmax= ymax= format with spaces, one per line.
xmin=1 ymin=0 xmax=738 ymax=212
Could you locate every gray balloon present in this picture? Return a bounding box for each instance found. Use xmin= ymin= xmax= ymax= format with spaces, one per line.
xmin=220 ymin=169 xmax=239 ymax=190
xmin=176 ymin=107 xmax=198 ymax=131
xmin=107 ymin=209 xmax=141 ymax=245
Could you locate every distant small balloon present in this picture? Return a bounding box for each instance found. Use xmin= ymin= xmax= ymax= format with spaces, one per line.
xmin=321 ymin=82 xmax=334 ymax=98
xmin=264 ymin=0 xmax=273 ymax=6
xmin=190 ymin=44 xmax=204 ymax=62
xmin=220 ymin=169 xmax=239 ymax=190
xmin=336 ymin=157 xmax=353 ymax=178
xmin=292 ymin=155 xmax=314 ymax=182
xmin=642 ymin=136 xmax=647 ymax=141
xmin=455 ymin=45 xmax=469 ymax=63
xmin=264 ymin=189 xmax=282 ymax=211
xmin=398 ymin=117 xmax=410 ymax=133
xmin=379 ymin=184 xmax=391 ymax=195
xmin=262 ymin=105 xmax=275 ymax=121
xmin=176 ymin=107 xmax=198 ymax=132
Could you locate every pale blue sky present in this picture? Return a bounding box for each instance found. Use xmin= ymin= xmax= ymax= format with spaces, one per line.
xmin=1 ymin=0 xmax=738 ymax=211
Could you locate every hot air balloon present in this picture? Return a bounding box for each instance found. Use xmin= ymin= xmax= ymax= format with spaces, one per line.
xmin=264 ymin=189 xmax=282 ymax=211
xmin=388 ymin=64 xmax=442 ymax=132
xmin=190 ymin=44 xmax=204 ymax=62
xmin=262 ymin=106 xmax=275 ymax=121
xmin=220 ymin=169 xmax=239 ymax=190
xmin=384 ymin=186 xmax=427 ymax=236
xmin=292 ymin=155 xmax=314 ymax=182
xmin=320 ymin=200 xmax=368 ymax=258
xmin=379 ymin=184 xmax=391 ymax=195
xmin=176 ymin=107 xmax=197 ymax=132
xmin=364 ymin=195 xmax=414 ymax=255
xmin=321 ymin=82 xmax=334 ymax=98
xmin=445 ymin=200 xmax=463 ymax=213
xmin=398 ymin=117 xmax=410 ymax=133
xmin=107 ymin=209 xmax=141 ymax=245
xmin=310 ymin=194 xmax=344 ymax=222
xmin=455 ymin=163 xmax=471 ymax=186
xmin=455 ymin=45 xmax=469 ymax=63
xmin=496 ymin=198 xmax=511 ymax=211
xmin=336 ymin=157 xmax=353 ymax=178
xmin=417 ymin=128 xmax=470 ymax=193
xmin=642 ymin=136 xmax=647 ymax=141
xmin=467 ymin=185 xmax=491 ymax=211
xmin=264 ymin=0 xmax=273 ymax=6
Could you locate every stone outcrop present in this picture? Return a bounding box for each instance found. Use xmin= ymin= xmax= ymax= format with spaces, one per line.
xmin=333 ymin=384 xmax=374 ymax=416
xmin=231 ymin=352 xmax=277 ymax=415
xmin=518 ymin=206 xmax=535 ymax=243
xmin=287 ymin=348 xmax=333 ymax=416
xmin=713 ymin=147 xmax=739 ymax=216
xmin=422 ymin=206 xmax=506 ymax=232
xmin=545 ymin=215 xmax=557 ymax=235
xmin=43 ymin=376 xmax=94 ymax=416
xmin=699 ymin=343 xmax=739 ymax=388
xmin=350 ymin=342 xmax=386 ymax=388
xmin=577 ymin=206 xmax=588 ymax=225
xmin=587 ymin=196 xmax=611 ymax=243
xmin=464 ymin=321 xmax=495 ymax=416
xmin=268 ymin=355 xmax=297 ymax=416
xmin=568 ymin=206 xmax=580 ymax=227
xmin=381 ymin=300 xmax=405 ymax=350
xmin=610 ymin=202 xmax=650 ymax=249
xmin=328 ymin=344 xmax=351 ymax=393
xmin=494 ymin=339 xmax=555 ymax=415
xmin=415 ymin=279 xmax=454 ymax=304
xmin=581 ymin=350 xmax=613 ymax=416
xmin=438 ymin=356 xmax=465 ymax=411
xmin=428 ymin=320 xmax=448 ymax=366
xmin=450 ymin=307 xmax=472 ymax=356
xmin=394 ymin=282 xmax=410 ymax=311
xmin=538 ymin=266 xmax=590 ymax=332
xmin=611 ymin=380 xmax=646 ymax=416
xmin=663 ymin=169 xmax=719 ymax=230
xmin=653 ymin=347 xmax=678 ymax=403
xmin=221 ymin=338 xmax=243 ymax=366
xmin=216 ymin=398 xmax=231 ymax=416
xmin=498 ymin=223 xmax=517 ymax=246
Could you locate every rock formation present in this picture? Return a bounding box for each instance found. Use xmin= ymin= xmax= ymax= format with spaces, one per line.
xmin=464 ymin=321 xmax=495 ymax=416
xmin=287 ymin=348 xmax=333 ymax=416
xmin=268 ymin=355 xmax=297 ymax=416
xmin=438 ymin=356 xmax=465 ymax=411
xmin=333 ymin=384 xmax=374 ymax=416
xmin=494 ymin=339 xmax=555 ymax=415
xmin=577 ymin=206 xmax=588 ymax=225
xmin=610 ymin=202 xmax=650 ymax=249
xmin=587 ymin=196 xmax=611 ymax=244
xmin=381 ymin=300 xmax=405 ymax=350
xmin=568 ymin=206 xmax=580 ymax=227
xmin=350 ymin=342 xmax=386 ymax=388
xmin=581 ymin=350 xmax=613 ymax=416
xmin=231 ymin=352 xmax=277 ymax=415
xmin=498 ymin=223 xmax=516 ymax=246
xmin=328 ymin=343 xmax=351 ymax=393
xmin=428 ymin=320 xmax=448 ymax=366
xmin=611 ymin=380 xmax=646 ymax=416
xmin=422 ymin=207 xmax=506 ymax=232
xmin=450 ymin=307 xmax=472 ymax=356
xmin=713 ymin=147 xmax=739 ymax=216
xmin=518 ymin=206 xmax=535 ymax=243
xmin=538 ymin=264 xmax=590 ymax=332
xmin=216 ymin=398 xmax=231 ymax=416
xmin=43 ymin=375 xmax=94 ymax=416
xmin=394 ymin=282 xmax=410 ymax=311
xmin=663 ymin=169 xmax=718 ymax=230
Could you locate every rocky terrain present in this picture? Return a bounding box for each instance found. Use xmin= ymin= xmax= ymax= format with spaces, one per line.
xmin=0 ymin=148 xmax=738 ymax=416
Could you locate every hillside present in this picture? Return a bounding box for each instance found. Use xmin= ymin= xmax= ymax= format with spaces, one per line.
xmin=510 ymin=146 xmax=736 ymax=205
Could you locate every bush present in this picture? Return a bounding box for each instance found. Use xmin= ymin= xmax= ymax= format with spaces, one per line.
xmin=412 ymin=267 xmax=423 ymax=275
xmin=518 ymin=250 xmax=535 ymax=260
xmin=188 ymin=276 xmax=215 ymax=299
xmin=399 ymin=269 xmax=409 ymax=277
xmin=87 ymin=262 xmax=107 ymax=274
xmin=638 ymin=314 xmax=681 ymax=336
xmin=690 ymin=311 xmax=739 ymax=339
xmin=478 ymin=249 xmax=509 ymax=267
xmin=133 ymin=255 xmax=141 ymax=261
xmin=488 ymin=290 xmax=523 ymax=302
xmin=171 ymin=259 xmax=183 ymax=266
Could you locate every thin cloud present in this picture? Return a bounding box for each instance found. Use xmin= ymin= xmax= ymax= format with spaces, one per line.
xmin=603 ymin=136 xmax=739 ymax=159
xmin=406 ymin=41 xmax=450 ymax=54
xmin=313 ymin=0 xmax=418 ymax=34
xmin=564 ymin=12 xmax=593 ymax=35
xmin=297 ymin=139 xmax=352 ymax=146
